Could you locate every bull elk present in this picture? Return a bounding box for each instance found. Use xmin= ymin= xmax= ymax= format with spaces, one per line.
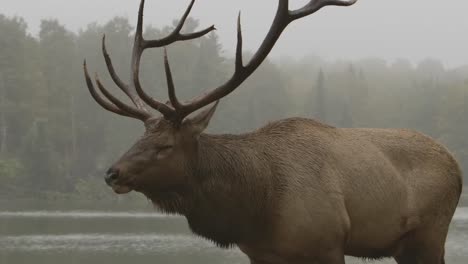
xmin=83 ymin=0 xmax=463 ymax=263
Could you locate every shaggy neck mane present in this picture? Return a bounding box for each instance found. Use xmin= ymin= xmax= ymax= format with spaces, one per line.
xmin=148 ymin=132 xmax=279 ymax=248
xmin=187 ymin=133 xmax=277 ymax=247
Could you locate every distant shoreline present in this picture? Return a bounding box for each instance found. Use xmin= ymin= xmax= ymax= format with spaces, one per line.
xmin=1 ymin=187 xmax=467 ymax=209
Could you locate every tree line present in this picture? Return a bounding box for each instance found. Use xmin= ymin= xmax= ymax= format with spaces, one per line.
xmin=0 ymin=14 xmax=466 ymax=201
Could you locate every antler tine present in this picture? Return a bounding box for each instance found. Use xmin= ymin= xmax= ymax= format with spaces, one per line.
xmin=144 ymin=0 xmax=216 ymax=48
xmin=164 ymin=48 xmax=183 ymax=112
xmin=95 ymin=73 xmax=151 ymax=121
xmin=235 ymin=12 xmax=244 ymax=72
xmin=81 ymin=35 xmax=152 ymax=121
xmin=131 ymin=0 xmax=178 ymax=119
xmin=83 ymin=61 xmax=134 ymax=118
xmin=101 ymin=35 xmax=147 ymax=111
xmin=131 ymin=0 xmax=215 ymax=120
xmin=169 ymin=0 xmax=358 ymax=120
xmin=289 ymin=0 xmax=358 ymax=20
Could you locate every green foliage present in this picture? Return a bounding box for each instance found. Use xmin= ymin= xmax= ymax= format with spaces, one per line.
xmin=0 ymin=13 xmax=467 ymax=201
xmin=0 ymin=158 xmax=23 ymax=180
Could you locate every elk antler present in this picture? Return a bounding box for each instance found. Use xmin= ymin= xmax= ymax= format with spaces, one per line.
xmin=164 ymin=0 xmax=358 ymax=121
xmin=84 ymin=0 xmax=357 ymax=123
xmin=84 ymin=0 xmax=215 ymax=121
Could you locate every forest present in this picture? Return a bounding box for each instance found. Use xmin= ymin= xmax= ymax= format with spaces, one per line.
xmin=0 ymin=14 xmax=467 ymax=203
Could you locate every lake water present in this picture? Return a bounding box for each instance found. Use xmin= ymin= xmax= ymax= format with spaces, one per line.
xmin=0 ymin=207 xmax=467 ymax=264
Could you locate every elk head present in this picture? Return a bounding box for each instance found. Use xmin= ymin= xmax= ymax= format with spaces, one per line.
xmin=84 ymin=0 xmax=357 ymax=197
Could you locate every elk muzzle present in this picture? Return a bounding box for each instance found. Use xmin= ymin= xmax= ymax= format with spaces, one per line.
xmin=105 ymin=168 xmax=133 ymax=194
xmin=105 ymin=168 xmax=119 ymax=185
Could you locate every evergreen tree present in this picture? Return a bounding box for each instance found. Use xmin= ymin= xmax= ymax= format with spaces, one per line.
xmin=314 ymin=69 xmax=326 ymax=121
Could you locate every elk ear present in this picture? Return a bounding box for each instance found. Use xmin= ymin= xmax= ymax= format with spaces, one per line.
xmin=183 ymin=101 xmax=219 ymax=135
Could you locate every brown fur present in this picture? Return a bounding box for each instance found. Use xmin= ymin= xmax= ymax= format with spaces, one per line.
xmin=107 ymin=117 xmax=462 ymax=264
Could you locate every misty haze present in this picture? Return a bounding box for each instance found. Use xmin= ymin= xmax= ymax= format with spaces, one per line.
xmin=0 ymin=0 xmax=467 ymax=264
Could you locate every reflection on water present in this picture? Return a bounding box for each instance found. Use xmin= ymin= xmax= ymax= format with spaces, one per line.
xmin=0 ymin=208 xmax=467 ymax=264
xmin=0 ymin=233 xmax=240 ymax=255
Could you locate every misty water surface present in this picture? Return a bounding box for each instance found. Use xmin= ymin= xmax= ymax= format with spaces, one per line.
xmin=0 ymin=206 xmax=467 ymax=264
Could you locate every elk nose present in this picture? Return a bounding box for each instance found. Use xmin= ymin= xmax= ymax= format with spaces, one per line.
xmin=105 ymin=168 xmax=119 ymax=185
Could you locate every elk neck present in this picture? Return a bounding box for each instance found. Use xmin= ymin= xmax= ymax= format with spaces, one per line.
xmin=183 ymin=132 xmax=278 ymax=248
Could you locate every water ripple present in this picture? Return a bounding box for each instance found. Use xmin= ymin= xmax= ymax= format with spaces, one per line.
xmin=0 ymin=233 xmax=241 ymax=255
xmin=0 ymin=207 xmax=466 ymax=221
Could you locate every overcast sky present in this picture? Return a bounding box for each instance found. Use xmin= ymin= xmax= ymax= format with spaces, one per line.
xmin=2 ymin=0 xmax=468 ymax=68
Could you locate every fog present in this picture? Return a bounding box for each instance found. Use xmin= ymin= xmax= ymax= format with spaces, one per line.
xmin=1 ymin=1 xmax=468 ymax=264
xmin=3 ymin=0 xmax=468 ymax=68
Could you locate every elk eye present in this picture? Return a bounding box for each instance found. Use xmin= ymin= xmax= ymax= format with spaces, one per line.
xmin=156 ymin=145 xmax=173 ymax=160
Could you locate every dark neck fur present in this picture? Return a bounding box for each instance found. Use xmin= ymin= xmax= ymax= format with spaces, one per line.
xmin=185 ymin=133 xmax=276 ymax=247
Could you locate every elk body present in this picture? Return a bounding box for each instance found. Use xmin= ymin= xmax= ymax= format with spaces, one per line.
xmin=83 ymin=0 xmax=463 ymax=263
